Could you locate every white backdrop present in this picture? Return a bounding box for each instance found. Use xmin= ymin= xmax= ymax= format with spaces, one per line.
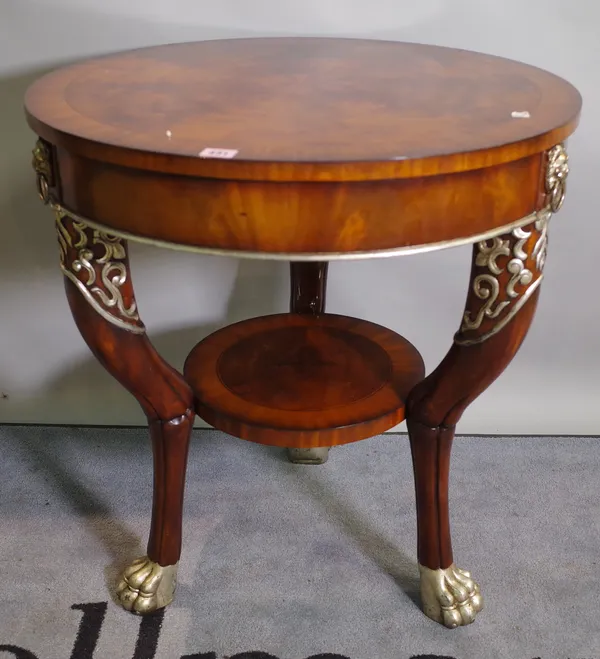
xmin=0 ymin=0 xmax=597 ymax=433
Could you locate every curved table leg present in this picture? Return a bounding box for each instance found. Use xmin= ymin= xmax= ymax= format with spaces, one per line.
xmin=56 ymin=212 xmax=194 ymax=614
xmin=407 ymin=212 xmax=549 ymax=627
xmin=287 ymin=262 xmax=331 ymax=465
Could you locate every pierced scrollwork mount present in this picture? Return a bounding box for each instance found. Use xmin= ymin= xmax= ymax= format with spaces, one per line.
xmin=455 ymin=215 xmax=548 ymax=346
xmin=56 ymin=215 xmax=145 ymax=334
xmin=455 ymin=142 xmax=568 ymax=346
xmin=31 ymin=138 xmax=145 ymax=335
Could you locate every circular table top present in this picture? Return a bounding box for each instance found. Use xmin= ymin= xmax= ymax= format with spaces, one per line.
xmin=25 ymin=38 xmax=581 ymax=182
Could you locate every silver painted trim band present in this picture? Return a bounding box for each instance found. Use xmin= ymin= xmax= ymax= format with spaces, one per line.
xmin=50 ymin=201 xmax=547 ymax=262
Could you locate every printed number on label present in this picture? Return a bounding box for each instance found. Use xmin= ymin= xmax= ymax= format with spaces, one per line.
xmin=199 ymin=148 xmax=239 ymax=159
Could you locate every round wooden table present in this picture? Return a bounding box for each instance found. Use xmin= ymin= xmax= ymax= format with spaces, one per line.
xmin=25 ymin=38 xmax=581 ymax=628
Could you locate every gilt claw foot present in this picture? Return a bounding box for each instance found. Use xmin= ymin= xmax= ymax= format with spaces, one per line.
xmin=419 ymin=563 xmax=483 ymax=628
xmin=116 ymin=556 xmax=178 ymax=614
xmin=287 ymin=447 xmax=330 ymax=465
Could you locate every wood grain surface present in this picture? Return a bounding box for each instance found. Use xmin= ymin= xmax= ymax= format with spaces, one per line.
xmin=289 ymin=262 xmax=329 ymax=314
xmin=55 ymin=149 xmax=545 ymax=254
xmin=183 ymin=313 xmax=425 ymax=448
xmin=25 ymin=38 xmax=581 ymax=182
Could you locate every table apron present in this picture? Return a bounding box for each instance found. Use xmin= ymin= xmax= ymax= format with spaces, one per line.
xmin=55 ymin=148 xmax=546 ymax=258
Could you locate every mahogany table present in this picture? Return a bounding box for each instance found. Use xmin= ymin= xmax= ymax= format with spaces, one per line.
xmin=24 ymin=38 xmax=581 ymax=628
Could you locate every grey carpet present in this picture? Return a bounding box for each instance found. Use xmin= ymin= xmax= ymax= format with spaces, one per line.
xmin=1 ymin=426 xmax=599 ymax=659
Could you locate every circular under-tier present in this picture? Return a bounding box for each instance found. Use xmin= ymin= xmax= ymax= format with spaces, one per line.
xmin=183 ymin=313 xmax=424 ymax=448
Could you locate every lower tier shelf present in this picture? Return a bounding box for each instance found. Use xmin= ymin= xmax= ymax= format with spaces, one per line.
xmin=183 ymin=313 xmax=425 ymax=448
